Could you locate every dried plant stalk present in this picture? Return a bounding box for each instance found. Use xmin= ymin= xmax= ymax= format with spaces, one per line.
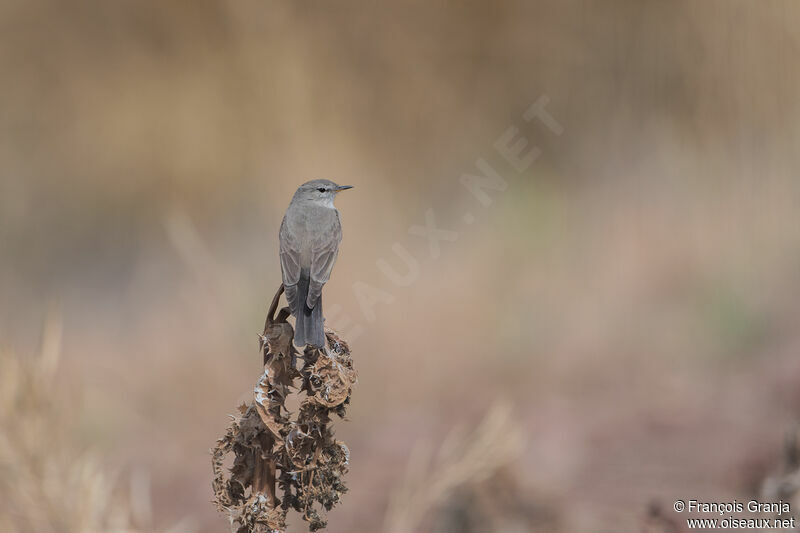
xmin=383 ymin=401 xmax=525 ymax=533
xmin=761 ymin=425 xmax=800 ymax=522
xmin=212 ymin=285 xmax=357 ymax=532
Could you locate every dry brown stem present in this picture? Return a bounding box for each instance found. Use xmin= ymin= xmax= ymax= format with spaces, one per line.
xmin=212 ymin=285 xmax=356 ymax=532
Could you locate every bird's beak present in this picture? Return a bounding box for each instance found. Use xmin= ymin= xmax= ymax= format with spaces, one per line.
xmin=336 ymin=185 xmax=354 ymax=192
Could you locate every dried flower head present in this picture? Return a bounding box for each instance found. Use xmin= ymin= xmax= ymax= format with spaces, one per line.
xmin=212 ymin=286 xmax=357 ymax=532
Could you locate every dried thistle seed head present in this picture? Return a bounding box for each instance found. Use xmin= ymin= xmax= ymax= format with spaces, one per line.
xmin=305 ymin=354 xmax=355 ymax=408
xmin=286 ymin=427 xmax=317 ymax=468
xmin=301 ymin=331 xmax=357 ymax=409
xmin=212 ymin=292 xmax=356 ymax=533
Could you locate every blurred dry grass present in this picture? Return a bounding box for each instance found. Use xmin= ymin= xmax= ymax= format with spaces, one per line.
xmin=383 ymin=401 xmax=563 ymax=533
xmin=2 ymin=1 xmax=800 ymax=531
xmin=0 ymin=315 xmax=196 ymax=533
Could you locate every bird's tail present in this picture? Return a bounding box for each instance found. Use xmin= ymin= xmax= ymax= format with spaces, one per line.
xmin=293 ymin=274 xmax=326 ymax=348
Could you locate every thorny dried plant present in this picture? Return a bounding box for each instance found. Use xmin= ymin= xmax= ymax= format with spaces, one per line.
xmin=383 ymin=401 xmax=534 ymax=533
xmin=0 ymin=314 xmax=196 ymax=533
xmin=212 ymin=286 xmax=357 ymax=532
xmin=641 ymin=426 xmax=800 ymax=533
xmin=761 ymin=425 xmax=800 ymax=521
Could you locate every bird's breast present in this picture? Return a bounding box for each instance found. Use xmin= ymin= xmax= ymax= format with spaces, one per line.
xmin=284 ymin=204 xmax=339 ymax=260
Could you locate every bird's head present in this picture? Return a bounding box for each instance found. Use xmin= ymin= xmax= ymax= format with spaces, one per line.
xmin=294 ymin=179 xmax=353 ymax=207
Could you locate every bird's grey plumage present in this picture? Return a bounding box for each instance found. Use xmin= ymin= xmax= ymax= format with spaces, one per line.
xmin=279 ymin=179 xmax=351 ymax=347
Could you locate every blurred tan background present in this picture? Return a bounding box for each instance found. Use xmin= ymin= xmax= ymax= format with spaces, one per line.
xmin=2 ymin=1 xmax=800 ymax=531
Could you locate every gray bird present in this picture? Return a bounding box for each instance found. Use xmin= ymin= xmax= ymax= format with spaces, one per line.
xmin=279 ymin=179 xmax=352 ymax=348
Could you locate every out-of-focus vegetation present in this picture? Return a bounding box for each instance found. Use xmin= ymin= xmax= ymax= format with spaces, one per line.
xmin=0 ymin=316 xmax=196 ymax=533
xmin=2 ymin=1 xmax=800 ymax=531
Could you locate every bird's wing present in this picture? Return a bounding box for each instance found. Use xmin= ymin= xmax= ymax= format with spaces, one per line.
xmin=279 ymin=215 xmax=302 ymax=310
xmin=307 ymin=211 xmax=342 ymax=308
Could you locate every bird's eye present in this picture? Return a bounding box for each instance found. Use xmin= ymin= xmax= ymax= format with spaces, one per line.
xmin=317 ymin=188 xmax=326 ymax=193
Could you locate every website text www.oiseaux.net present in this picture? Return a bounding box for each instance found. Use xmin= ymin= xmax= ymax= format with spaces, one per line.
xmin=674 ymin=499 xmax=795 ymax=529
